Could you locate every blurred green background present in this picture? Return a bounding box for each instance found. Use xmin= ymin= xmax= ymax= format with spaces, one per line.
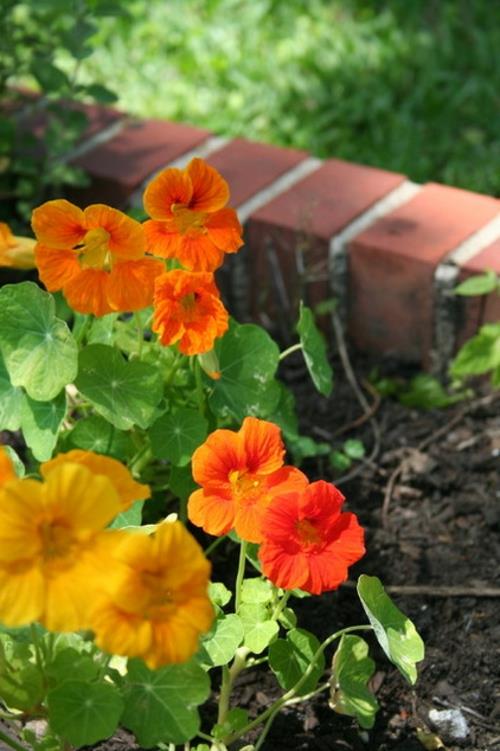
xmin=79 ymin=0 xmax=500 ymax=195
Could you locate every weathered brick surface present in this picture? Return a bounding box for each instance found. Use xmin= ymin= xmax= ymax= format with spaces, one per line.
xmin=205 ymin=138 xmax=308 ymax=207
xmin=70 ymin=118 xmax=210 ymax=207
xmin=348 ymin=183 xmax=499 ymax=361
xmin=245 ymin=159 xmax=405 ymax=335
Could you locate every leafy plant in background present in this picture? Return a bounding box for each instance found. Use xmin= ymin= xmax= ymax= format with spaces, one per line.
xmin=0 ymin=159 xmax=425 ymax=750
xmin=450 ymin=270 xmax=500 ymax=388
xmin=0 ymin=0 xmax=122 ymax=227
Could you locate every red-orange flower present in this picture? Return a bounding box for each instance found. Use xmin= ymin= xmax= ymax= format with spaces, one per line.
xmin=152 ymin=269 xmax=229 ymax=355
xmin=188 ymin=417 xmax=308 ymax=543
xmin=258 ymin=480 xmax=365 ymax=595
xmin=0 ymin=447 xmax=16 ymax=487
xmin=143 ymin=158 xmax=243 ymax=272
xmin=31 ymin=200 xmax=165 ymax=317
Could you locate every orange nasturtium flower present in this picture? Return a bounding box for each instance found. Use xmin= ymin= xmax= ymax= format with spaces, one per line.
xmin=0 ymin=222 xmax=36 ymax=269
xmin=0 ymin=446 xmax=16 ymax=487
xmin=41 ymin=449 xmax=150 ymax=511
xmin=31 ymin=200 xmax=165 ymax=317
xmin=0 ymin=463 xmax=123 ymax=631
xmin=188 ymin=417 xmax=308 ymax=544
xmin=143 ymin=157 xmax=243 ymax=272
xmin=152 ymin=269 xmax=229 ymax=355
xmin=258 ymin=480 xmax=365 ymax=595
xmin=90 ymin=521 xmax=213 ymax=669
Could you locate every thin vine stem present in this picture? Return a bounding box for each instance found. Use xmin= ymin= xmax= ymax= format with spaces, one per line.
xmin=278 ymin=342 xmax=303 ymax=361
xmin=0 ymin=728 xmax=29 ymax=751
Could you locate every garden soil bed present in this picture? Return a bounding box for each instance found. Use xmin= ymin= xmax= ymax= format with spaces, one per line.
xmin=2 ymin=354 xmax=499 ymax=751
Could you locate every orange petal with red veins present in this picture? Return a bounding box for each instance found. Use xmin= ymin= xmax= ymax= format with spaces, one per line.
xmin=205 ymin=208 xmax=243 ymax=253
xmin=240 ymin=418 xmax=285 ymax=475
xmin=35 ymin=245 xmax=81 ymax=291
xmin=106 ymin=258 xmax=165 ymax=312
xmin=31 ymin=200 xmax=86 ymax=249
xmin=84 ymin=204 xmax=145 ymax=260
xmin=187 ymin=158 xmax=230 ymax=213
xmin=143 ymin=168 xmax=193 ymax=221
xmin=63 ymin=268 xmax=114 ymax=317
xmin=143 ymin=220 xmax=181 ymax=260
xmin=191 ymin=429 xmax=242 ymax=489
xmin=187 ymin=488 xmax=235 ymax=537
xmin=175 ymin=232 xmax=225 ymax=272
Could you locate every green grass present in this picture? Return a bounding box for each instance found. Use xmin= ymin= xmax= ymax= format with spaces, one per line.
xmin=80 ymin=0 xmax=500 ymax=195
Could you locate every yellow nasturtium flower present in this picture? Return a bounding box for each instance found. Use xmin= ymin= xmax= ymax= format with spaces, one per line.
xmin=91 ymin=521 xmax=214 ymax=669
xmin=41 ymin=449 xmax=150 ymax=511
xmin=0 ymin=222 xmax=36 ymax=269
xmin=0 ymin=463 xmax=123 ymax=632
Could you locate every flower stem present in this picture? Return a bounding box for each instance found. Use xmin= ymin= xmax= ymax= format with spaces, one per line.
xmin=0 ymin=728 xmax=29 ymax=751
xmin=278 ymin=342 xmax=302 ymax=361
xmin=226 ymin=624 xmax=372 ymax=745
xmin=234 ymin=540 xmax=248 ymax=613
xmin=134 ymin=311 xmax=144 ymax=359
xmin=204 ymin=534 xmax=227 ymax=557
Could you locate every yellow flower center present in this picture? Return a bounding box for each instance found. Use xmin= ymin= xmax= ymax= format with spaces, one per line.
xmin=38 ymin=520 xmax=76 ymax=571
xmin=78 ymin=227 xmax=112 ymax=270
xmin=180 ymin=292 xmax=197 ymax=311
xmin=295 ymin=518 xmax=322 ymax=547
xmin=141 ymin=570 xmax=175 ymax=619
xmin=229 ymin=470 xmax=263 ymax=506
xmin=171 ymin=205 xmax=207 ymax=235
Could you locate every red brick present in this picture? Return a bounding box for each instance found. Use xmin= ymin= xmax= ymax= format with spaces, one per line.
xmin=245 ymin=159 xmax=405 ymax=334
xmin=70 ymin=119 xmax=210 ymax=207
xmin=455 ymin=239 xmax=500 ymax=346
xmin=206 ymin=138 xmax=308 ymax=207
xmin=348 ymin=183 xmax=499 ymax=361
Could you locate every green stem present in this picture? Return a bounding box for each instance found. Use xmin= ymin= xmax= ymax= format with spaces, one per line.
xmin=234 ymin=540 xmax=248 ymax=613
xmin=164 ymin=352 xmax=183 ymax=388
xmin=279 ymin=342 xmax=302 ymax=361
xmin=217 ymin=647 xmax=249 ymax=726
xmin=0 ymin=728 xmax=29 ymax=751
xmin=193 ymin=358 xmax=206 ymax=418
xmin=74 ymin=314 xmax=93 ymax=346
xmin=204 ymin=534 xmax=227 ymax=557
xmin=226 ymin=625 xmax=372 ymax=745
xmin=271 ymin=590 xmax=292 ymax=621
xmin=134 ymin=312 xmax=144 ymax=359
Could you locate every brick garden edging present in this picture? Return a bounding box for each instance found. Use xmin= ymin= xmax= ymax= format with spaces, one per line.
xmin=31 ymin=102 xmax=500 ymax=367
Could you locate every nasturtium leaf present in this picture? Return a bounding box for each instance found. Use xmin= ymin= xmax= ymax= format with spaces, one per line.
xmin=88 ymin=313 xmax=118 ymax=345
xmin=278 ymin=607 xmax=297 ymax=630
xmin=454 ymin=270 xmax=498 ymax=296
xmin=296 ymin=302 xmax=333 ymax=397
xmin=109 ymin=500 xmax=144 ymax=530
xmin=149 ymin=408 xmax=208 ymax=466
xmin=268 ymin=383 xmax=299 ymax=439
xmin=212 ymin=708 xmax=249 ymax=741
xmin=0 ymin=283 xmax=78 ymax=401
xmin=269 ymin=628 xmax=325 ymax=695
xmin=450 ymin=323 xmax=500 ymax=379
xmin=240 ymin=577 xmax=273 ymax=604
xmin=209 ymin=321 xmax=281 ymax=421
xmin=46 ymin=648 xmax=101 ymax=686
xmin=241 ymin=609 xmax=279 ymax=654
xmin=199 ymin=614 xmax=244 ymax=667
xmin=357 ymin=575 xmax=425 ymax=685
xmin=48 ymin=680 xmax=123 ymax=747
xmin=209 ymin=582 xmax=232 ymax=608
xmin=21 ymin=391 xmax=67 ymax=461
xmin=122 ymin=658 xmax=210 ymax=747
xmin=65 ymin=414 xmax=133 ymax=459
xmin=75 ymin=344 xmax=163 ymax=430
xmin=0 ymin=634 xmax=44 ymax=712
xmin=343 ymin=439 xmax=365 ymax=460
xmin=330 ymin=634 xmax=379 ymax=729
xmin=169 ymin=464 xmax=198 ymax=501
xmin=0 ymin=354 xmax=24 ymax=431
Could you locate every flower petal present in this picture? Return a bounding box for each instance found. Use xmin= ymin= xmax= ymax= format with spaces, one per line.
xmin=205 ymin=208 xmax=243 ymax=253
xmin=187 ymin=488 xmax=235 ymax=537
xmin=143 ymin=167 xmax=193 ymax=220
xmin=31 ymin=199 xmax=86 ymax=249
xmin=63 ymin=268 xmax=114 ymax=316
xmin=84 ymin=204 xmax=145 ymax=259
xmin=106 ymin=258 xmax=165 ymax=312
xmin=0 ymin=565 xmax=45 ymax=627
xmin=35 ymin=245 xmax=81 ymax=291
xmin=191 ymin=428 xmax=242 ymax=488
xmin=240 ymin=417 xmax=285 ymax=475
xmin=187 ymin=158 xmax=229 ymax=212
xmin=143 ymin=219 xmax=181 ymax=260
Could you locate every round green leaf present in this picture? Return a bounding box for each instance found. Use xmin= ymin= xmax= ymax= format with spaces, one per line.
xmin=296 ymin=302 xmax=333 ymax=397
xmin=209 ymin=321 xmax=281 ymax=420
xmin=343 ymin=439 xmax=365 ymax=460
xmin=0 ymin=283 xmax=78 ymax=401
xmin=199 ymin=614 xmax=244 ymax=667
xmin=122 ymin=658 xmax=210 ymax=747
xmin=75 ymin=344 xmax=163 ymax=430
xmin=47 ymin=680 xmax=123 ymax=747
xmin=454 ymin=270 xmax=498 ymax=296
xmin=21 ymin=391 xmax=67 ymax=461
xmin=0 ymin=353 xmax=24 ymax=431
xmin=149 ymin=408 xmax=208 ymax=466
xmin=65 ymin=414 xmax=133 ymax=459
xmin=330 ymin=634 xmax=379 ymax=729
xmin=269 ymin=628 xmax=324 ymax=695
xmin=357 ymin=575 xmax=425 ymax=685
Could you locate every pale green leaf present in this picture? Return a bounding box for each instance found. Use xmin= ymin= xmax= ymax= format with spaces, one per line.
xmin=269 ymin=628 xmax=324 ymax=695
xmin=454 ymin=270 xmax=498 ymax=296
xmin=199 ymin=614 xmax=244 ymax=667
xmin=21 ymin=391 xmax=67 ymax=461
xmin=330 ymin=634 xmax=379 ymax=729
xmin=296 ymin=302 xmax=333 ymax=397
xmin=0 ymin=353 xmax=24 ymax=431
xmin=0 ymin=283 xmax=77 ymax=401
xmin=357 ymin=575 xmax=425 ymax=685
